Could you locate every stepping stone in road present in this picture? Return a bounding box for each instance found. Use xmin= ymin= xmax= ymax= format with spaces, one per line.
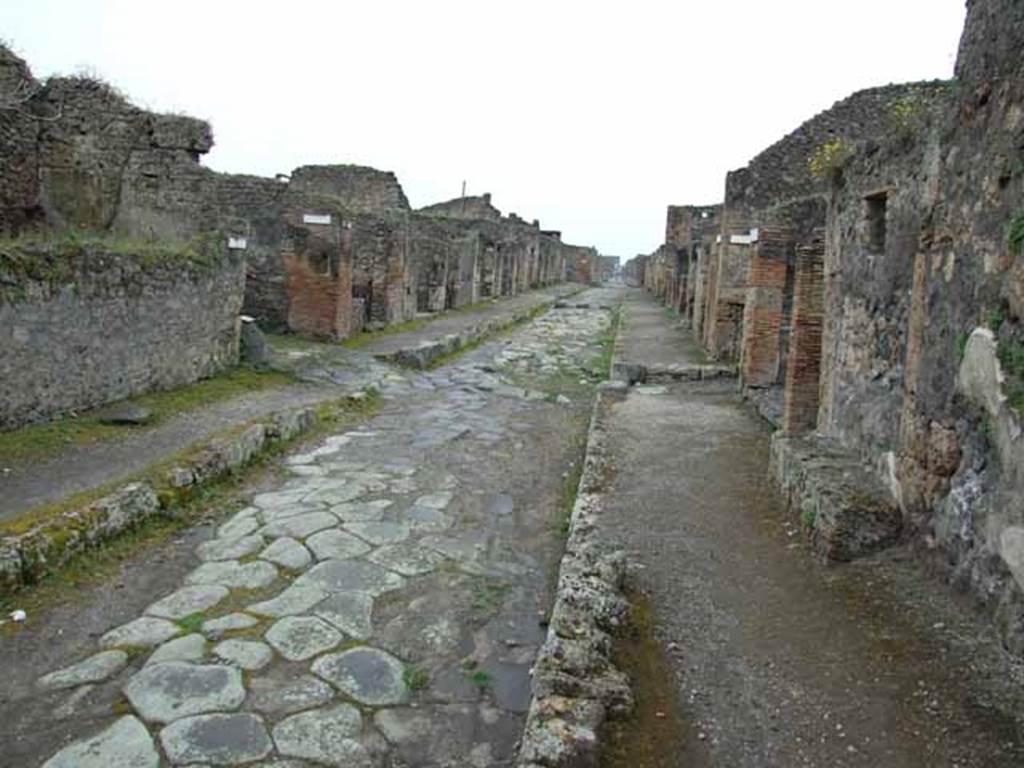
xmin=213 ymin=638 xmax=274 ymax=670
xmin=42 ymin=715 xmax=158 ymax=768
xmin=271 ymin=704 xmax=369 ymax=766
xmin=100 ymin=616 xmax=181 ymax=649
xmin=38 ymin=650 xmax=128 ymax=690
xmin=312 ymin=647 xmax=409 ymax=706
xmin=145 ymin=585 xmax=229 ymax=620
xmin=160 ymin=712 xmax=272 ymax=765
xmin=265 ymin=616 xmax=342 ymax=661
xmin=123 ymin=662 xmax=245 ymax=723
xmin=185 ymin=559 xmax=278 ymax=590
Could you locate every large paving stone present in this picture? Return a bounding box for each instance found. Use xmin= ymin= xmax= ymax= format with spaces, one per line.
xmin=306 ymin=529 xmax=372 ymax=561
xmin=214 ymin=639 xmax=274 ymax=670
xmin=373 ymin=705 xmax=483 ymax=767
xmin=123 ymin=662 xmax=245 ymax=723
xmin=272 ymin=704 xmax=369 ymax=767
xmin=100 ymin=617 xmax=181 ymax=649
xmin=42 ymin=715 xmax=158 ymax=768
xmin=314 ymin=592 xmax=375 ymax=640
xmin=259 ymin=537 xmax=313 ymax=571
xmin=296 ymin=559 xmax=406 ymax=597
xmin=147 ymin=634 xmax=206 ymax=665
xmin=38 ymin=650 xmax=128 ymax=690
xmin=249 ymin=674 xmax=335 ymax=716
xmin=145 ymin=585 xmax=229 ymax=620
xmin=217 ymin=509 xmax=260 ymax=540
xmin=261 ymin=512 xmax=339 ymax=540
xmin=160 ymin=712 xmax=272 ymax=765
xmin=197 ymin=535 xmax=265 ymax=562
xmin=248 ymin=583 xmax=328 ymax=618
xmin=266 ymin=616 xmax=343 ymax=661
xmin=330 ymin=499 xmax=392 ymax=522
xmin=202 ymin=613 xmax=259 ymax=639
xmin=367 ymin=543 xmax=445 ymax=576
xmin=186 ymin=560 xmax=278 ymax=590
xmin=312 ymin=647 xmax=408 ymax=706
xmin=345 ymin=521 xmax=410 ymax=545
xmin=252 ymin=489 xmax=309 ymax=509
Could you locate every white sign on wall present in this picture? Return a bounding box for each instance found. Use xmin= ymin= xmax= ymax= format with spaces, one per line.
xmin=729 ymin=228 xmax=760 ymax=246
xmin=303 ymin=213 xmax=332 ymax=225
xmin=228 ymin=236 xmax=248 ymax=250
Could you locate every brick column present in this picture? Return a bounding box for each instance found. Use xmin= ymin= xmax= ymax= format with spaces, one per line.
xmin=781 ymin=238 xmax=825 ymax=435
xmin=740 ymin=227 xmax=792 ymax=387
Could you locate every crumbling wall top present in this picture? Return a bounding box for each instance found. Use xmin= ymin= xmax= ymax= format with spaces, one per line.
xmin=289 ymin=164 xmax=411 ymax=213
xmin=418 ymin=193 xmax=502 ymax=222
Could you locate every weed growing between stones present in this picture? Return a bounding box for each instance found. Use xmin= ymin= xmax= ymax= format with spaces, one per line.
xmin=402 ymin=665 xmax=430 ymax=691
xmin=469 ymin=579 xmax=509 ymax=621
xmin=1006 ymin=212 xmax=1024 ymax=257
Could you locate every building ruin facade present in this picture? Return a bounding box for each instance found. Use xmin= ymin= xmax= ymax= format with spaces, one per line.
xmin=627 ymin=0 xmax=1024 ymax=653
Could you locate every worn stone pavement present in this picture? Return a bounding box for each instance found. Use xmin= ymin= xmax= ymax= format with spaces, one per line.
xmin=1 ymin=288 xmax=621 ymax=767
xmin=599 ymin=289 xmax=1024 ymax=767
xmin=0 ymin=286 xmax=574 ymax=523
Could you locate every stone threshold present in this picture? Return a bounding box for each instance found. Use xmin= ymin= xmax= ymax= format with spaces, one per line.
xmin=610 ymin=359 xmax=737 ymax=385
xmin=770 ymin=433 xmax=902 ymax=562
xmin=0 ymin=398 xmax=364 ymax=596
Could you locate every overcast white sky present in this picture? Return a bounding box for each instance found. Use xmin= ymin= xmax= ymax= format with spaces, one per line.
xmin=3 ymin=1 xmax=967 ymax=256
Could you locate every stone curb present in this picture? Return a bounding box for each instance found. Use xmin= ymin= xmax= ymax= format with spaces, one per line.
xmin=515 ymin=382 xmax=634 ymax=767
xmin=610 ymin=360 xmax=737 ymax=385
xmin=0 ymin=402 xmax=338 ymax=597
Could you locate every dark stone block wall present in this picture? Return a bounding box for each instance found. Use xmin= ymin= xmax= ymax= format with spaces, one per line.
xmin=0 ymin=245 xmax=245 ymax=429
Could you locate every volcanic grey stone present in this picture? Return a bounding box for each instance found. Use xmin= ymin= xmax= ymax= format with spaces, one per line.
xmin=160 ymin=712 xmax=272 ymax=765
xmin=296 ymin=559 xmax=406 ymax=596
xmin=248 ymin=583 xmax=328 ymax=618
xmin=217 ymin=509 xmax=260 ymax=540
xmin=272 ymin=704 xmax=369 ymax=767
xmin=259 ymin=537 xmax=313 ymax=571
xmin=202 ymin=613 xmax=259 ymax=639
xmin=38 ymin=650 xmax=128 ymax=690
xmin=249 ymin=674 xmax=335 ymax=716
xmin=42 ymin=715 xmax=158 ymax=768
xmin=265 ymin=616 xmax=342 ymax=661
xmin=147 ymin=634 xmax=206 ymax=665
xmin=367 ymin=543 xmax=445 ymax=576
xmin=214 ymin=639 xmax=274 ymax=670
xmin=261 ymin=512 xmax=338 ymax=540
xmin=185 ymin=560 xmax=278 ymax=590
xmin=100 ymin=617 xmax=181 ymax=649
xmin=306 ymin=529 xmax=372 ymax=561
xmin=330 ymin=499 xmax=392 ymax=522
xmin=123 ymin=662 xmax=245 ymax=723
xmin=197 ymin=535 xmax=265 ymax=562
xmin=314 ymin=592 xmax=375 ymax=640
xmin=145 ymin=585 xmax=229 ymax=620
xmin=312 ymin=647 xmax=408 ymax=706
xmin=345 ymin=521 xmax=410 ymax=545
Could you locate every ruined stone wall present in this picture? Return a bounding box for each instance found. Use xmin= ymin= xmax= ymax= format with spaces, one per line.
xmin=349 ymin=210 xmax=412 ymax=327
xmin=0 ymin=243 xmax=244 ymax=429
xmin=289 ymin=165 xmax=410 ymax=213
xmin=418 ymin=193 xmax=501 ymax=222
xmin=563 ymin=243 xmax=596 ymax=284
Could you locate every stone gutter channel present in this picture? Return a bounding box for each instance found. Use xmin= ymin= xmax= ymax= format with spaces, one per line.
xmin=515 ymin=380 xmax=635 ymax=766
xmin=0 ymin=398 xmax=367 ymax=596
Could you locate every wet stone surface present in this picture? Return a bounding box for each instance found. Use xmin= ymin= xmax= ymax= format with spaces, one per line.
xmin=20 ymin=288 xmax=622 ymax=767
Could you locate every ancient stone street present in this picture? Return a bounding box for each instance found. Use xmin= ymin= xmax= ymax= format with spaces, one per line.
xmin=2 ymin=289 xmax=620 ymax=767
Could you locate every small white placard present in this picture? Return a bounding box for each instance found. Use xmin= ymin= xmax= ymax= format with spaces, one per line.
xmin=716 ymin=235 xmax=722 ymax=244
xmin=729 ymin=229 xmax=759 ymax=245
xmin=228 ymin=236 xmax=248 ymax=250
xmin=303 ymin=213 xmax=332 ymax=225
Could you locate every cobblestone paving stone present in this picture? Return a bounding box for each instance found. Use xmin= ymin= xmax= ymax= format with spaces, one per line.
xmin=34 ymin=288 xmax=622 ymax=767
